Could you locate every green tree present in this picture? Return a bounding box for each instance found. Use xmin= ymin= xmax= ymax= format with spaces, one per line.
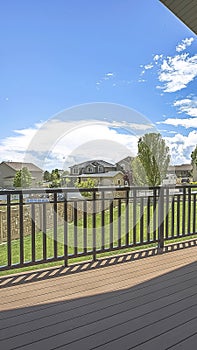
xmin=75 ymin=178 xmax=97 ymax=197
xmin=43 ymin=170 xmax=51 ymax=182
xmin=191 ymin=145 xmax=197 ymax=166
xmin=50 ymin=169 xmax=61 ymax=187
xmin=13 ymin=167 xmax=32 ymax=188
xmin=132 ymin=133 xmax=170 ymax=187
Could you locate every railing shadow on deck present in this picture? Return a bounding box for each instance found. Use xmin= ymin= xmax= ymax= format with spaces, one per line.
xmin=0 ymin=260 xmax=197 ymax=349
xmin=0 ymin=238 xmax=197 ymax=290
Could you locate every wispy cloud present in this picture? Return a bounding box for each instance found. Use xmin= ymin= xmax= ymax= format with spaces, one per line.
xmin=96 ymin=72 xmax=116 ymax=87
xmin=173 ymin=97 xmax=197 ymax=117
xmin=153 ymin=54 xmax=163 ymax=63
xmin=176 ymin=37 xmax=194 ymax=52
xmin=96 ymin=72 xmax=133 ymax=88
xmin=144 ymin=63 xmax=153 ymax=70
xmin=157 ymin=117 xmax=197 ymax=129
xmin=157 ymin=53 xmax=197 ymax=92
xmin=139 ymin=38 xmax=196 ymax=92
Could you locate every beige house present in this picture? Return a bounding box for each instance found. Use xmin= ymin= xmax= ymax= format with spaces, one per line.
xmin=168 ymin=164 xmax=193 ymax=183
xmin=78 ymin=171 xmax=125 ymax=187
xmin=0 ymin=161 xmax=43 ymax=188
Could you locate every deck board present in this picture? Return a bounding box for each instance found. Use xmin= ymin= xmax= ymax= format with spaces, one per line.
xmin=0 ymin=244 xmax=197 ymax=349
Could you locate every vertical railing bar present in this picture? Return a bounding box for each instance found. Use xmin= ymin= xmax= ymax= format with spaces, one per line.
xmin=64 ymin=193 xmax=68 ymax=267
xmin=188 ymin=187 xmax=191 ymax=234
xmin=101 ymin=191 xmax=105 ymax=250
xmin=177 ymin=194 xmax=180 ymax=237
xmin=109 ymin=198 xmax=113 ymax=249
xmin=133 ymin=188 xmax=137 ymax=244
xmin=125 ymin=189 xmax=129 ymax=246
xmin=53 ymin=192 xmax=58 ymax=259
xmin=83 ymin=199 xmax=87 ymax=254
xmin=171 ymin=195 xmax=175 ymax=238
xmin=92 ymin=191 xmax=97 ymax=261
xmin=7 ymin=194 xmax=11 ymax=267
xmin=147 ymin=195 xmax=150 ymax=242
xmin=118 ymin=198 xmax=121 ymax=248
xmin=193 ymin=193 xmax=196 ymax=234
xmin=182 ymin=187 xmax=186 ymax=235
xmin=42 ymin=202 xmax=47 ymax=260
xmin=19 ymin=193 xmax=24 ymax=265
xmin=158 ymin=187 xmax=164 ymax=251
xmin=140 ymin=196 xmax=144 ymax=244
xmin=153 ymin=188 xmax=157 ymax=241
xmin=31 ymin=203 xmax=36 ymax=262
xmin=74 ymin=200 xmax=78 ymax=256
xmin=165 ymin=187 xmax=169 ymax=240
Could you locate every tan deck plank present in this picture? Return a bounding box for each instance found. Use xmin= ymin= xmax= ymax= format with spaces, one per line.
xmin=1 ymin=267 xmax=197 ymax=346
xmin=0 ymin=261 xmax=196 ymax=333
xmin=1 ymin=246 xmax=196 ymax=310
xmin=0 ymin=245 xmax=196 ymax=350
xmin=2 ymin=271 xmax=197 ymax=350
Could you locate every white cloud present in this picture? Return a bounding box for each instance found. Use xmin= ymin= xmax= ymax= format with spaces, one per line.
xmin=173 ymin=98 xmax=197 ymax=117
xmin=1 ymin=119 xmax=149 ymax=170
xmin=176 ymin=37 xmax=194 ymax=52
xmin=153 ymin=54 xmax=163 ymax=62
xmin=105 ymin=72 xmax=114 ymax=77
xmin=165 ymin=130 xmax=197 ymax=164
xmin=157 ymin=117 xmax=197 ymax=129
xmin=158 ymin=53 xmax=197 ymax=92
xmin=144 ymin=64 xmax=153 ymax=70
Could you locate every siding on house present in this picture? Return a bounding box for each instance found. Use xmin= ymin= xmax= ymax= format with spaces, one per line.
xmin=0 ymin=162 xmax=43 ymax=188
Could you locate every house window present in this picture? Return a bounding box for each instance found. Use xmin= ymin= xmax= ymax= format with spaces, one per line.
xmin=87 ymin=167 xmax=93 ymax=173
xmin=98 ymin=166 xmax=103 ymax=173
xmin=73 ymin=167 xmax=78 ymax=174
xmin=117 ymin=179 xmax=121 ymax=185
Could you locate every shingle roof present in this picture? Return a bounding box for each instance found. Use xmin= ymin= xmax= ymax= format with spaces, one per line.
xmin=69 ymin=159 xmax=115 ymax=168
xmin=168 ymin=164 xmax=192 ymax=172
xmin=2 ymin=162 xmax=43 ymax=172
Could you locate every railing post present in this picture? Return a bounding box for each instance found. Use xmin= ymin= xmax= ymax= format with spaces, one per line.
xmin=92 ymin=191 xmax=97 ymax=261
xmin=64 ymin=192 xmax=68 ymax=268
xmin=158 ymin=187 xmax=164 ymax=254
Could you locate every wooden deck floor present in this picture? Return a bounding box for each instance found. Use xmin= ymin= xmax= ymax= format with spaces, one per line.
xmin=0 ymin=241 xmax=197 ymax=349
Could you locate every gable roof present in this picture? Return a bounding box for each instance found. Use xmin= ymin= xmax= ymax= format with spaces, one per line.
xmin=116 ymin=156 xmax=134 ymax=164
xmin=70 ymin=159 xmax=115 ymax=168
xmin=1 ymin=161 xmax=43 ymax=172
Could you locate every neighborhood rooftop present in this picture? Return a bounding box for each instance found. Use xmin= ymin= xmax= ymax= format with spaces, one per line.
xmin=1 ymin=161 xmax=43 ymax=172
xmin=69 ymin=159 xmax=115 ymax=168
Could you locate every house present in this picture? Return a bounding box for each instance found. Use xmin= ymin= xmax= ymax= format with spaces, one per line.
xmin=116 ymin=156 xmax=134 ymax=185
xmin=168 ymin=164 xmax=193 ymax=183
xmin=0 ymin=161 xmax=43 ymax=188
xmin=69 ymin=160 xmax=117 ymax=175
xmin=62 ymin=159 xmax=126 ymax=187
xmin=116 ymin=156 xmax=133 ymax=173
xmin=78 ymin=171 xmax=125 ymax=187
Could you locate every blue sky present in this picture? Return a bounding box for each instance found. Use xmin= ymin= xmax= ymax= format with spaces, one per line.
xmin=0 ymin=0 xmax=196 ymax=170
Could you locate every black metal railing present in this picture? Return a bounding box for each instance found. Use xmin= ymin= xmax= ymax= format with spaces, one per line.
xmin=0 ymin=184 xmax=196 ymax=271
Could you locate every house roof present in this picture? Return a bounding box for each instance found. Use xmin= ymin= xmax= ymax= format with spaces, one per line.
xmin=116 ymin=156 xmax=134 ymax=165
xmin=69 ymin=159 xmax=116 ymax=168
xmin=160 ymin=0 xmax=197 ymax=35
xmin=79 ymin=171 xmax=123 ymax=178
xmin=168 ymin=164 xmax=193 ymax=172
xmin=1 ymin=161 xmax=43 ymax=172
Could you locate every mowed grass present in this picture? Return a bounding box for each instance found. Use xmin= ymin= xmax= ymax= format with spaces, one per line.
xmin=0 ymin=197 xmax=197 ymax=275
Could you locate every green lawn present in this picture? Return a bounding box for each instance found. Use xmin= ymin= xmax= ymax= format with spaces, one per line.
xmin=0 ymin=197 xmax=196 ymax=276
